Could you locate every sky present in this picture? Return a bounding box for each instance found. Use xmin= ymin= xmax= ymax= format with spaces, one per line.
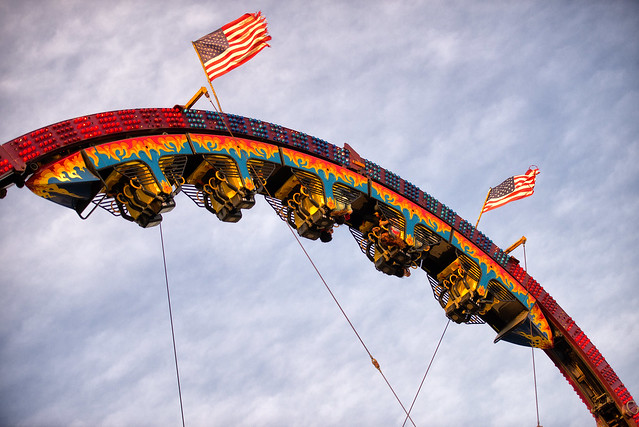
xmin=0 ymin=1 xmax=638 ymax=426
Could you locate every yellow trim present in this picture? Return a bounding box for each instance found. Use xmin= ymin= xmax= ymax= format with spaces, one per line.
xmin=505 ymin=236 xmax=527 ymax=254
xmin=184 ymin=87 xmax=209 ymax=110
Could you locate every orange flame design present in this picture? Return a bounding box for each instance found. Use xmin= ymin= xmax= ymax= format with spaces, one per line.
xmin=452 ymin=232 xmax=552 ymax=342
xmin=190 ymin=135 xmax=280 ymax=161
xmin=372 ymin=183 xmax=419 ymax=219
xmin=529 ymin=303 xmax=552 ymax=344
xmin=454 ymin=232 xmax=533 ymax=306
xmin=85 ymin=135 xmax=189 ymax=166
xmin=29 ymin=152 xmax=88 ymax=186
xmin=370 ymin=182 xmax=451 ymax=236
xmin=281 ymin=148 xmax=368 ymax=189
xmin=515 ymin=330 xmax=553 ymax=349
xmin=27 ymin=182 xmax=85 ymax=200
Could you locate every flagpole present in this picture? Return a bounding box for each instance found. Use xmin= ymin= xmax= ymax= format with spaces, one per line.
xmin=475 ymin=189 xmax=491 ymax=228
xmin=191 ymin=42 xmax=224 ymax=112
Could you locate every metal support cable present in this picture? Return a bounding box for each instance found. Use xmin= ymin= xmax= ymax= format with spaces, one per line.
xmin=523 ymin=242 xmax=542 ymax=427
xmin=159 ymin=223 xmax=186 ymax=427
xmin=402 ymin=318 xmax=451 ymax=427
xmin=204 ymin=98 xmax=416 ymax=425
xmin=246 ymin=162 xmax=416 ymax=426
xmin=282 ymin=219 xmax=417 ymax=427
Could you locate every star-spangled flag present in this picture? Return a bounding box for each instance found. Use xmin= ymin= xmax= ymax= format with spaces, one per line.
xmin=481 ymin=166 xmax=540 ymax=213
xmin=193 ymin=12 xmax=271 ymax=83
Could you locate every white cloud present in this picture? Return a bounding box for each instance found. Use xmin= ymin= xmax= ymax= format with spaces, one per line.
xmin=1 ymin=1 xmax=638 ymax=426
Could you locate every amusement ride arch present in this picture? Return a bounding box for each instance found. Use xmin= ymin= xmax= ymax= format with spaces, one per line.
xmin=0 ymin=107 xmax=636 ymax=426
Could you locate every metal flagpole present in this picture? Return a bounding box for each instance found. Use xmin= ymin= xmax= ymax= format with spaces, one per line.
xmin=475 ymin=188 xmax=491 ymax=228
xmin=191 ymin=42 xmax=224 ymax=112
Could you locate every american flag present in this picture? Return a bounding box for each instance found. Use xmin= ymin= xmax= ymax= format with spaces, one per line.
xmin=481 ymin=167 xmax=540 ymax=213
xmin=193 ymin=12 xmax=271 ymax=83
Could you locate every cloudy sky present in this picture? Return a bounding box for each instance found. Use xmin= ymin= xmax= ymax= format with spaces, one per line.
xmin=1 ymin=1 xmax=638 ymax=426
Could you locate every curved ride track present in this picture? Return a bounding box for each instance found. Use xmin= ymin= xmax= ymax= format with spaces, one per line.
xmin=0 ymin=107 xmax=636 ymax=426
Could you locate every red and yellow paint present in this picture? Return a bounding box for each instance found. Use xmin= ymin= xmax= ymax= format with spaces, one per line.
xmin=281 ymin=148 xmax=368 ymax=189
xmin=190 ymin=134 xmax=280 ymax=162
xmin=25 ymin=130 xmax=552 ymax=348
xmin=369 ymin=178 xmax=551 ymax=347
xmin=190 ymin=135 xmax=282 ymax=192
xmin=371 ymin=181 xmax=452 ymax=240
xmin=28 ymin=152 xmax=88 ymax=186
xmin=26 ymin=151 xmax=96 ymax=201
xmin=83 ymin=135 xmax=190 ymax=167
xmin=452 ymin=231 xmax=553 ymax=347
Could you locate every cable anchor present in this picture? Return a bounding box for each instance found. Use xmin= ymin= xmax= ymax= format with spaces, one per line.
xmin=371 ymin=356 xmax=380 ymax=370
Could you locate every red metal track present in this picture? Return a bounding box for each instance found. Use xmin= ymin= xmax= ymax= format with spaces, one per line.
xmin=1 ymin=108 xmax=636 ymax=425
